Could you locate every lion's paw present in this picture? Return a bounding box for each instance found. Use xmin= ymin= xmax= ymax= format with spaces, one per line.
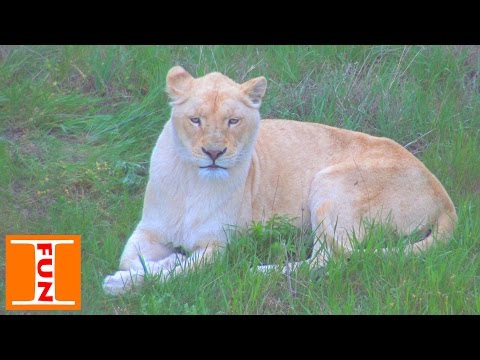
xmin=103 ymin=270 xmax=143 ymax=296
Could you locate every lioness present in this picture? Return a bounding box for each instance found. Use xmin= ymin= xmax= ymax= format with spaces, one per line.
xmin=103 ymin=66 xmax=457 ymax=295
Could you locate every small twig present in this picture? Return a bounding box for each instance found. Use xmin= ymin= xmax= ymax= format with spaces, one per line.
xmin=404 ymin=129 xmax=434 ymax=149
xmin=241 ymin=58 xmax=265 ymax=81
xmin=398 ymin=47 xmax=424 ymax=80
xmin=31 ymin=69 xmax=45 ymax=82
xmin=72 ymin=63 xmax=87 ymax=79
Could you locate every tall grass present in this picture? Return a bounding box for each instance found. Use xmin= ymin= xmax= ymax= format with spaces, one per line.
xmin=0 ymin=45 xmax=478 ymax=314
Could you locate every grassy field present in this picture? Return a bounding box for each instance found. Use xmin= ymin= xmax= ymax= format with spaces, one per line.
xmin=0 ymin=45 xmax=479 ymax=314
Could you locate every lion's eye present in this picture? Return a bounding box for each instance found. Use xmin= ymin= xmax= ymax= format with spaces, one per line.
xmin=228 ymin=118 xmax=240 ymax=126
xmin=190 ymin=117 xmax=201 ymax=125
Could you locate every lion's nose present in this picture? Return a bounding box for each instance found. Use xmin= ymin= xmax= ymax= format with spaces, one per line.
xmin=202 ymin=147 xmax=227 ymax=161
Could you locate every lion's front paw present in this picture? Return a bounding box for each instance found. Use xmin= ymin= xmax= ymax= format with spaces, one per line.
xmin=103 ymin=270 xmax=144 ymax=296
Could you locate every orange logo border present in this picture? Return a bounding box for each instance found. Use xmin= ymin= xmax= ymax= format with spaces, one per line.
xmin=6 ymin=234 xmax=81 ymax=311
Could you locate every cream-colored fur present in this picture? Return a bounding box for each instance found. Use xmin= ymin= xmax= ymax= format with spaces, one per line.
xmin=103 ymin=66 xmax=457 ymax=295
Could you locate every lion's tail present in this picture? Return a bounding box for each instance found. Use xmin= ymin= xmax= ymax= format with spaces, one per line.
xmin=402 ymin=209 xmax=457 ymax=255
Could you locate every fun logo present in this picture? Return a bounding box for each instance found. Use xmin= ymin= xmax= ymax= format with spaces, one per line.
xmin=6 ymin=235 xmax=81 ymax=310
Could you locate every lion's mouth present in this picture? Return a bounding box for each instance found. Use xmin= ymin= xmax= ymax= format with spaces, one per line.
xmin=199 ymin=164 xmax=227 ymax=170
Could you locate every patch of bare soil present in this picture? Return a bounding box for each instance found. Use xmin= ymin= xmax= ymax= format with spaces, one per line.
xmin=11 ymin=180 xmax=24 ymax=196
xmin=58 ymin=68 xmax=96 ymax=94
xmin=48 ymin=130 xmax=89 ymax=145
xmin=4 ymin=127 xmax=45 ymax=161
xmin=22 ymin=142 xmax=43 ymax=159
xmin=4 ymin=127 xmax=27 ymax=141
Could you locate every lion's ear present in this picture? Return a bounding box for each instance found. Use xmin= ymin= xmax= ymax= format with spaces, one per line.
xmin=166 ymin=66 xmax=194 ymax=100
xmin=240 ymin=76 xmax=267 ymax=108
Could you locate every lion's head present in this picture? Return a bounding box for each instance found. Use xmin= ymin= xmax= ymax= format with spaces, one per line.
xmin=166 ymin=66 xmax=267 ymax=180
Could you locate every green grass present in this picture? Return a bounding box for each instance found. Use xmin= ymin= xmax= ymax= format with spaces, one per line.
xmin=0 ymin=45 xmax=479 ymax=314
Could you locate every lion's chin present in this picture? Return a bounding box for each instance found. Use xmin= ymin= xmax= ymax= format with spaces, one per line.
xmin=198 ymin=167 xmax=230 ymax=181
